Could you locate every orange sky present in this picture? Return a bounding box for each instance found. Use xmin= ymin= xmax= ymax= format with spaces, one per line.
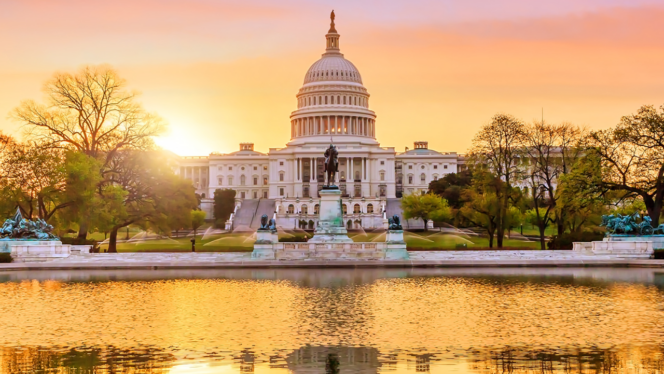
xmin=1 ymin=0 xmax=664 ymax=155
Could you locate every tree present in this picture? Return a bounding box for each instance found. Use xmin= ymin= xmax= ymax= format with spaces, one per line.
xmin=105 ymin=150 xmax=198 ymax=252
xmin=521 ymin=121 xmax=586 ymax=248
xmin=191 ymin=210 xmax=206 ymax=239
xmin=428 ymin=169 xmax=473 ymax=209
xmin=470 ymin=114 xmax=526 ymax=247
xmin=401 ymin=193 xmax=451 ymax=231
xmin=583 ymin=105 xmax=664 ymax=225
xmin=12 ymin=65 xmax=166 ymax=240
xmin=213 ymin=189 xmax=237 ymax=226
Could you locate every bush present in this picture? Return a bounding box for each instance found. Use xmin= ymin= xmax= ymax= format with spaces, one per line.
xmin=653 ymin=250 xmax=664 ymax=259
xmin=548 ymin=231 xmax=605 ymax=250
xmin=0 ymin=253 xmax=12 ymax=263
xmin=279 ymin=235 xmax=309 ymax=242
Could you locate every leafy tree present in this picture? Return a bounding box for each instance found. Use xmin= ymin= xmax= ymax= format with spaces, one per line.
xmin=584 ymin=105 xmax=664 ymax=225
xmin=401 ymin=193 xmax=451 ymax=231
xmin=470 ymin=114 xmax=526 ymax=247
xmin=11 ymin=65 xmax=166 ymax=240
xmin=428 ymin=169 xmax=472 ymax=209
xmin=191 ymin=210 xmax=206 ymax=239
xmin=213 ymin=188 xmax=237 ymax=225
xmin=105 ymin=150 xmax=198 ymax=252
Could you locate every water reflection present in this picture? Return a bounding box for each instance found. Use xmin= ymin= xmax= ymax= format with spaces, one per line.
xmin=2 ymin=268 xmax=664 ymax=373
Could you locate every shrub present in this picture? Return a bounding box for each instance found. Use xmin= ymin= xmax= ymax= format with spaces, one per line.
xmin=0 ymin=253 xmax=12 ymax=263
xmin=548 ymin=231 xmax=605 ymax=250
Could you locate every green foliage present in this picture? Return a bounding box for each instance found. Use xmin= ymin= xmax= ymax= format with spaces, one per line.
xmin=428 ymin=170 xmax=472 ymax=209
xmin=401 ymin=193 xmax=451 ymax=231
xmin=213 ymin=189 xmax=236 ymax=223
xmin=0 ymin=253 xmax=12 ymax=263
xmin=548 ymin=231 xmax=605 ymax=250
xmin=191 ymin=210 xmax=206 ymax=233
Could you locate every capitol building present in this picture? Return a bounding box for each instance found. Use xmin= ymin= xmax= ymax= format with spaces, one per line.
xmin=178 ymin=13 xmax=464 ymax=230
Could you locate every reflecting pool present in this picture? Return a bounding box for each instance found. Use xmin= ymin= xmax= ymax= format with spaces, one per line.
xmin=2 ymin=268 xmax=664 ymax=373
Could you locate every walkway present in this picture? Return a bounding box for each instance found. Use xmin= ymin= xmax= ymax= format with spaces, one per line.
xmin=0 ymin=251 xmax=662 ymax=270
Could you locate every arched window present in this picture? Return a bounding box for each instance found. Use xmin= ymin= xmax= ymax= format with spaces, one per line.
xmin=240 ymin=175 xmax=246 ymax=185
xmin=287 ymin=204 xmax=294 ymax=214
xmin=325 ymin=96 xmax=328 ymax=104
xmin=302 ymin=205 xmax=308 ymax=215
xmin=228 ymin=176 xmax=233 ymax=185
xmin=367 ymin=204 xmax=374 ymax=213
xmin=408 ymin=175 xmax=413 ymax=184
xmin=354 ymin=204 xmax=361 ymax=214
xmin=279 ymin=172 xmax=284 ymax=182
xmin=354 ymin=97 xmax=357 ymax=105
xmin=380 ymin=172 xmax=385 ymax=181
xmin=343 ymin=96 xmax=346 ymax=105
xmin=253 ymin=176 xmax=258 ymax=185
xmin=314 ymin=204 xmax=320 ymax=214
xmin=218 ymin=176 xmax=223 ymax=185
xmin=342 ymin=204 xmax=347 ymax=214
xmin=421 ymin=173 xmax=426 ymax=183
xmin=263 ymin=176 xmax=268 ymax=185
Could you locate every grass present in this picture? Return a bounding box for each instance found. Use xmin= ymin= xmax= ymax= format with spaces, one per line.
xmin=83 ymin=227 xmax=539 ymax=252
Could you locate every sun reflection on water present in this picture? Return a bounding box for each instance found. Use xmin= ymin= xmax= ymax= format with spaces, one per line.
xmin=0 ymin=269 xmax=664 ymax=373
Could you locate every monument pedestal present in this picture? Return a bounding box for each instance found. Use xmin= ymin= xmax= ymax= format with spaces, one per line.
xmin=309 ymin=188 xmax=353 ymax=243
xmin=0 ymin=240 xmax=92 ymax=262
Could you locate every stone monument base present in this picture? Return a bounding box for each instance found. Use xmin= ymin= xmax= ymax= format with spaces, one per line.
xmin=0 ymin=240 xmax=92 ymax=262
xmin=308 ymin=188 xmax=353 ymax=243
xmin=251 ymin=241 xmax=408 ymax=261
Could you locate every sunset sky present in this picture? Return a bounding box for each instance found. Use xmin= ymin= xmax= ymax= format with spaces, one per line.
xmin=1 ymin=0 xmax=664 ymax=156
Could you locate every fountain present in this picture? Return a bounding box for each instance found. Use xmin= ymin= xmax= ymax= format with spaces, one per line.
xmin=251 ymin=144 xmax=409 ymax=261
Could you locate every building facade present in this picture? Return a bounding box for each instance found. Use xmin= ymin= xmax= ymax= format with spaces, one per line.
xmin=178 ymin=14 xmax=464 ymax=229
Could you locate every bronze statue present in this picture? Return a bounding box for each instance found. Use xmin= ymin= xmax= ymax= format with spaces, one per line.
xmin=324 ymin=144 xmax=338 ymax=188
xmin=388 ymin=215 xmax=403 ymax=230
xmin=0 ymin=208 xmax=58 ymax=240
xmin=259 ymin=214 xmax=269 ymax=230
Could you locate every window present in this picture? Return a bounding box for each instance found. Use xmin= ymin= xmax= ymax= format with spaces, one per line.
xmin=253 ymin=191 xmax=257 ymax=199
xmin=444 ymin=165 xmax=448 ymax=169
xmin=354 ymin=204 xmax=361 ymax=214
xmin=263 ymin=176 xmax=268 ymax=185
xmin=367 ymin=204 xmax=374 ymax=213
xmin=380 ymin=160 xmax=385 ymax=165
xmin=279 ymin=173 xmax=284 ymax=182
xmin=218 ymin=177 xmax=223 ymax=185
xmin=241 ymin=191 xmax=245 ymax=199
xmin=253 ymin=177 xmax=258 ymax=185
xmin=408 ymin=165 xmax=413 ymax=169
xmin=408 ymin=175 xmax=413 ymax=184
xmin=217 ymin=166 xmax=222 ymax=170
xmin=279 ymin=188 xmax=284 ymax=196
xmin=253 ymin=166 xmax=257 ymax=170
xmin=263 ymin=166 xmax=267 ymax=170
xmin=287 ymin=204 xmax=294 ymax=214
xmin=280 ymin=161 xmax=284 ymax=166
xmin=421 ymin=173 xmax=426 ymax=183
xmin=302 ymin=205 xmax=308 ymax=215
xmin=241 ymin=167 xmax=245 ymax=170
xmin=354 ymin=171 xmax=360 ymax=180
xmin=314 ymin=204 xmax=320 ymax=214
xmin=380 ymin=172 xmax=385 ymax=181
xmin=263 ymin=191 xmax=268 ymax=198
xmin=228 ymin=177 xmax=233 ymax=185
xmin=240 ymin=175 xmax=246 ymax=186
xmin=421 ymin=165 xmax=425 ymax=169
xmin=342 ymin=204 xmax=347 ymax=214
xmin=434 ymin=165 xmax=438 ymax=169
xmin=229 ymin=166 xmax=233 ymax=171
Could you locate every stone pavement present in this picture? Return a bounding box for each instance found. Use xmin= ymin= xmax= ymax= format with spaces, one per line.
xmin=1 ymin=250 xmax=663 ymax=270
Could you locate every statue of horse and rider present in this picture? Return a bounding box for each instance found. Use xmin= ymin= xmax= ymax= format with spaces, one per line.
xmin=324 ymin=144 xmax=339 ymax=188
xmin=601 ymin=211 xmax=664 ymax=235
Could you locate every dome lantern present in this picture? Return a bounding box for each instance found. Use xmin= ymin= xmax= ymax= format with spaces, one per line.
xmin=324 ymin=10 xmax=341 ymax=56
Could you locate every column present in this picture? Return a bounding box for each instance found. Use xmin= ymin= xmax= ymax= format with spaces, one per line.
xmin=310 ymin=157 xmax=314 ymax=181
xmin=361 ymin=158 xmax=365 ymax=181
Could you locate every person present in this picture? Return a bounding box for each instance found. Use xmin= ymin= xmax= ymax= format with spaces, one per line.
xmin=191 ymin=238 xmax=196 ymax=252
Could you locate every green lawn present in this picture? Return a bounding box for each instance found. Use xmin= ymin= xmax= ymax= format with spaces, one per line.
xmin=82 ymin=227 xmax=539 ymax=252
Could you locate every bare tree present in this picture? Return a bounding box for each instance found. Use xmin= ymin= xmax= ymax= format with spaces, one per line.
xmin=470 ymin=114 xmax=526 ymax=247
xmin=521 ymin=122 xmax=585 ymax=248
xmin=11 ymin=65 xmax=166 ymax=239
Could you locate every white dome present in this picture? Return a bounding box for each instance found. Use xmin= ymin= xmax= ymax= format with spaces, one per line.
xmin=304 ymin=56 xmax=363 ymax=84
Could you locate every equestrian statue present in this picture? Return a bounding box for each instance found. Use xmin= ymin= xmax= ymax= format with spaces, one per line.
xmin=324 ymin=144 xmax=339 ymax=188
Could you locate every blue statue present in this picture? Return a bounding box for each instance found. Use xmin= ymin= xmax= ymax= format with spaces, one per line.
xmin=0 ymin=208 xmax=58 ymax=240
xmin=601 ymin=212 xmax=657 ymax=236
xmin=388 ymin=215 xmax=403 ymax=230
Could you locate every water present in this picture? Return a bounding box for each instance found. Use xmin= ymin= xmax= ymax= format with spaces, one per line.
xmin=2 ymin=268 xmax=664 ymax=373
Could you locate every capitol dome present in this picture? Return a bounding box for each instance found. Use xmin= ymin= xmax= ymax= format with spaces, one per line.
xmin=304 ymin=56 xmax=363 ymax=84
xmin=288 ymin=11 xmax=377 ymax=146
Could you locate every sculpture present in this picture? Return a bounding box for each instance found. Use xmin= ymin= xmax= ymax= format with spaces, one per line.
xmin=388 ymin=215 xmax=403 ymax=230
xmin=258 ymin=214 xmax=270 ymax=230
xmin=269 ymin=218 xmax=277 ymax=231
xmin=0 ymin=208 xmax=58 ymax=240
xmin=324 ymin=144 xmax=339 ymax=188
xmin=600 ymin=212 xmax=657 ymax=235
